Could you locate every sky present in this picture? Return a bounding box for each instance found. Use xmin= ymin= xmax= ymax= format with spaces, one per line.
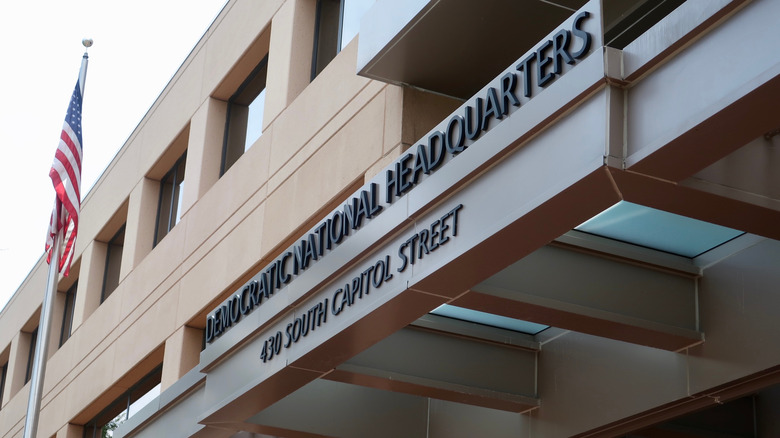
xmin=0 ymin=0 xmax=228 ymax=312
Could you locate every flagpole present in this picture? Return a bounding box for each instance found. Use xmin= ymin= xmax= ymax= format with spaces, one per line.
xmin=79 ymin=39 xmax=91 ymax=97
xmin=22 ymin=228 xmax=60 ymax=438
xmin=23 ymin=40 xmax=91 ymax=438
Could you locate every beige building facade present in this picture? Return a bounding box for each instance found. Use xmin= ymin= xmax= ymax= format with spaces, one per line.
xmin=2 ymin=0 xmax=780 ymax=436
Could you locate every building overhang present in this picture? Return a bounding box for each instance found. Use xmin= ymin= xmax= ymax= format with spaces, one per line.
xmin=356 ymin=0 xmax=687 ymax=99
xmin=356 ymin=0 xmax=586 ymax=99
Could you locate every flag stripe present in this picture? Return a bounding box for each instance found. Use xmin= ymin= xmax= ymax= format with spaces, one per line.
xmin=59 ymin=125 xmax=82 ymax=166
xmin=50 ymin=155 xmax=81 ymax=210
xmin=50 ymin=157 xmax=80 ymax=203
xmin=60 ymin=123 xmax=83 ymax=164
xmin=59 ymin=123 xmax=83 ymax=171
xmin=49 ymin=163 xmax=80 ymax=218
xmin=55 ymin=126 xmax=82 ymax=187
xmin=46 ymin=79 xmax=84 ymax=277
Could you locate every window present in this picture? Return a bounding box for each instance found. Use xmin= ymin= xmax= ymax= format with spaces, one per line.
xmin=221 ymin=55 xmax=268 ymax=174
xmin=0 ymin=362 xmax=7 ymax=408
xmin=101 ymin=226 xmax=125 ymax=302
xmin=311 ymin=0 xmax=374 ymax=79
xmin=83 ymin=367 xmax=162 ymax=438
xmin=60 ymin=281 xmax=78 ymax=346
xmin=25 ymin=327 xmax=38 ymax=384
xmin=154 ymin=152 xmax=186 ymax=246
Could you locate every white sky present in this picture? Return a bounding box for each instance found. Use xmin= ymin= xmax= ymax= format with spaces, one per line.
xmin=0 ymin=1 xmax=228 ymax=312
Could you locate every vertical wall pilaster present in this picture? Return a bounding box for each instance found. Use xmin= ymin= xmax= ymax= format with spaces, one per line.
xmin=180 ymin=98 xmax=227 ymax=217
xmin=122 ymin=178 xmax=159 ymax=277
xmin=71 ymin=240 xmax=106 ymax=331
xmin=56 ymin=423 xmax=83 ymax=438
xmin=265 ymin=0 xmax=317 ymax=128
xmin=46 ymin=290 xmax=67 ymax=358
xmin=161 ymin=325 xmax=203 ymax=391
xmin=7 ymin=331 xmax=29 ymax=398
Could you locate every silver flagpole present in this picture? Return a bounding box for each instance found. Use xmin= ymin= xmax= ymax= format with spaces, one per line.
xmin=79 ymin=39 xmax=92 ymax=97
xmin=22 ymin=227 xmax=60 ymax=438
xmin=23 ymin=40 xmax=90 ymax=438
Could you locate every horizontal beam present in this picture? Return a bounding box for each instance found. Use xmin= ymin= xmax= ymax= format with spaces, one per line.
xmin=453 ymin=244 xmax=703 ymax=351
xmin=246 ymin=379 xmax=530 ymax=438
xmin=325 ymin=366 xmax=538 ymax=413
xmin=325 ymin=324 xmax=539 ymax=413
xmin=611 ymin=168 xmax=780 ymax=242
xmin=625 ymin=0 xmax=780 ymax=182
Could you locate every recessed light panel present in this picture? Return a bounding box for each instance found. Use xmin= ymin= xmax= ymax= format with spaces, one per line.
xmin=431 ymin=304 xmax=548 ymax=335
xmin=576 ymin=201 xmax=744 ymax=258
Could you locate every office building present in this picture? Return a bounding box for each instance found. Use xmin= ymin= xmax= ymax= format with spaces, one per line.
xmin=1 ymin=0 xmax=779 ymax=436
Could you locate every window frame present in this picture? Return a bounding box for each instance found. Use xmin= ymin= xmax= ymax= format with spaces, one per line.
xmin=25 ymin=327 xmax=38 ymax=384
xmin=220 ymin=54 xmax=269 ymax=176
xmin=101 ymin=225 xmax=126 ymax=303
xmin=0 ymin=361 xmax=7 ymax=408
xmin=60 ymin=281 xmax=78 ymax=347
xmin=153 ymin=152 xmax=187 ymax=247
xmin=311 ymin=0 xmax=373 ymax=80
xmin=82 ymin=366 xmax=162 ymax=438
xmin=311 ymin=0 xmax=344 ymax=81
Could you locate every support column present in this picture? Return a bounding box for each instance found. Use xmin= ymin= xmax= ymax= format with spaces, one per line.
xmin=180 ymin=98 xmax=227 ymax=217
xmin=71 ymin=240 xmax=106 ymax=331
xmin=56 ymin=423 xmax=83 ymax=438
xmin=7 ymin=332 xmax=29 ymax=397
xmin=264 ymin=0 xmax=317 ymax=128
xmin=46 ymin=288 xmax=67 ymax=357
xmin=121 ymin=178 xmax=159 ymax=278
xmin=0 ymin=346 xmax=9 ymax=408
xmin=161 ymin=326 xmax=203 ymax=391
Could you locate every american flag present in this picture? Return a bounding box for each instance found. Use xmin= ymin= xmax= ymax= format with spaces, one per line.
xmin=46 ymin=80 xmax=84 ymax=276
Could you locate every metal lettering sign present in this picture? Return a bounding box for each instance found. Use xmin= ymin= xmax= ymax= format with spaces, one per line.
xmin=205 ymin=8 xmax=595 ymax=347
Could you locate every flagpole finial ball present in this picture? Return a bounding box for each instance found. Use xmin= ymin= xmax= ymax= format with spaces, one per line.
xmin=82 ymin=39 xmax=93 ymax=48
